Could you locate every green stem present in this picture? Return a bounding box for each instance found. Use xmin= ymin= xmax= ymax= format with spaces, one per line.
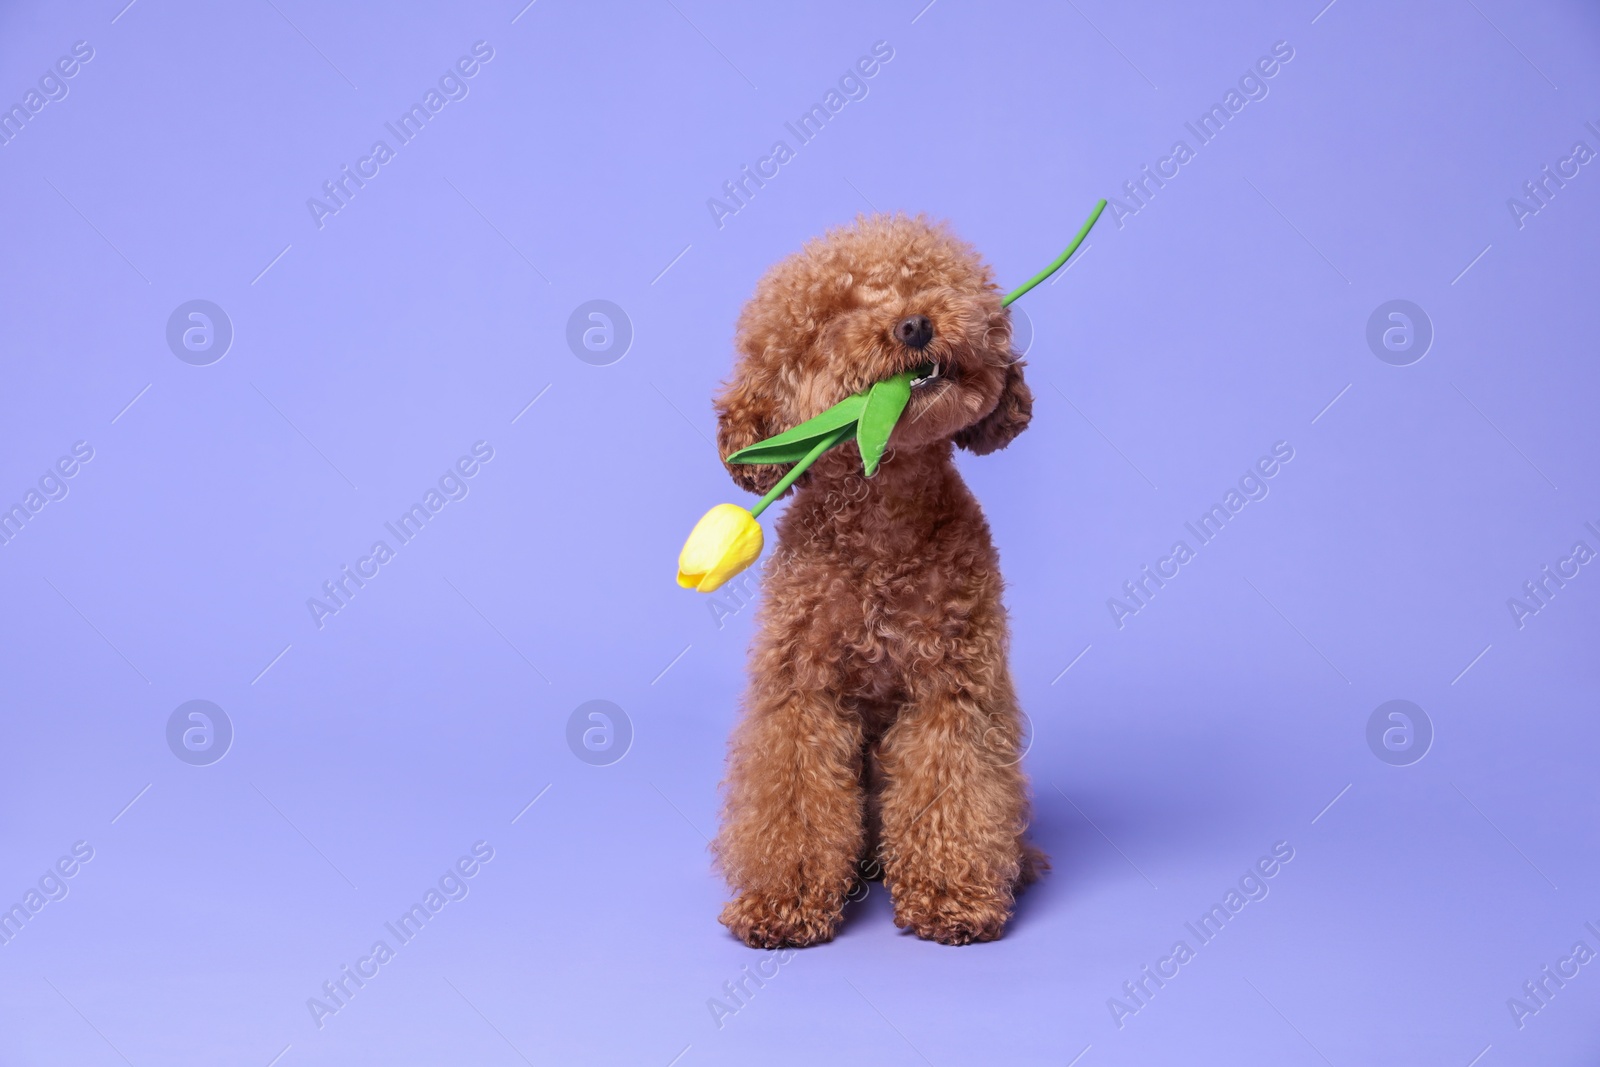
xmin=744 ymin=199 xmax=1107 ymax=515
xmin=750 ymin=424 xmax=852 ymax=518
xmin=1000 ymin=198 xmax=1107 ymax=307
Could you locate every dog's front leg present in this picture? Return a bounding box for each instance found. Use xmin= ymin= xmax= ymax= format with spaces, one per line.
xmin=877 ymin=660 xmax=1029 ymax=945
xmin=714 ymin=655 xmax=864 ymax=949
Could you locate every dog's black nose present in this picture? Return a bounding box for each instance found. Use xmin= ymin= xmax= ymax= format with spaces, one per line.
xmin=894 ymin=315 xmax=934 ymax=350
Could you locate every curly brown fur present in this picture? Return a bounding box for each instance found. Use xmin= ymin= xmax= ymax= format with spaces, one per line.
xmin=711 ymin=214 xmax=1044 ymax=948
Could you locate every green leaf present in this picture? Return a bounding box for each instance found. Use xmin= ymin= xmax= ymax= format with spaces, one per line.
xmin=856 ymin=371 xmax=913 ymax=477
xmin=726 ymin=393 xmax=866 ymax=465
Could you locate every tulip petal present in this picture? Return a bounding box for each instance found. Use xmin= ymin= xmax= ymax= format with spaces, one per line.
xmin=677 ymin=503 xmax=763 ymax=593
xmin=679 ymin=504 xmax=741 ymax=573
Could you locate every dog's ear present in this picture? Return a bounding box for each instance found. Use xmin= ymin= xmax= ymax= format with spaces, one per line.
xmin=955 ymin=358 xmax=1033 ymax=455
xmin=715 ymin=367 xmax=788 ymax=497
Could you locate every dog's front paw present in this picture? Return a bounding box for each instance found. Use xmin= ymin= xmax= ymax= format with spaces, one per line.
xmin=720 ymin=888 xmax=844 ymax=949
xmin=891 ymin=886 xmax=1011 ymax=946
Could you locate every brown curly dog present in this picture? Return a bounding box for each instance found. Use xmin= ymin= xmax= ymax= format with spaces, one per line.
xmin=712 ymin=213 xmax=1044 ymax=948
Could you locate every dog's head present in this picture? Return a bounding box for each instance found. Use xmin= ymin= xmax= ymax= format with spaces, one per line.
xmin=715 ymin=213 xmax=1032 ymax=496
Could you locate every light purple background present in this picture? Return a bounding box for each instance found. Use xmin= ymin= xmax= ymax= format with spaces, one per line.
xmin=2 ymin=1 xmax=1597 ymax=1064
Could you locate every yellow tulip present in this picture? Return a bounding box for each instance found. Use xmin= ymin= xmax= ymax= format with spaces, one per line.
xmin=677 ymin=503 xmax=763 ymax=592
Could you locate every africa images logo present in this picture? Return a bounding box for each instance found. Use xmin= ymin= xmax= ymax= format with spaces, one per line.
xmin=705 ymin=40 xmax=895 ymax=229
xmin=306 ymin=841 xmax=495 ymax=1029
xmin=305 ymin=42 xmax=495 ymax=230
xmin=305 ymin=442 xmax=495 ymax=629
xmin=1106 ymin=442 xmax=1295 ymax=628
